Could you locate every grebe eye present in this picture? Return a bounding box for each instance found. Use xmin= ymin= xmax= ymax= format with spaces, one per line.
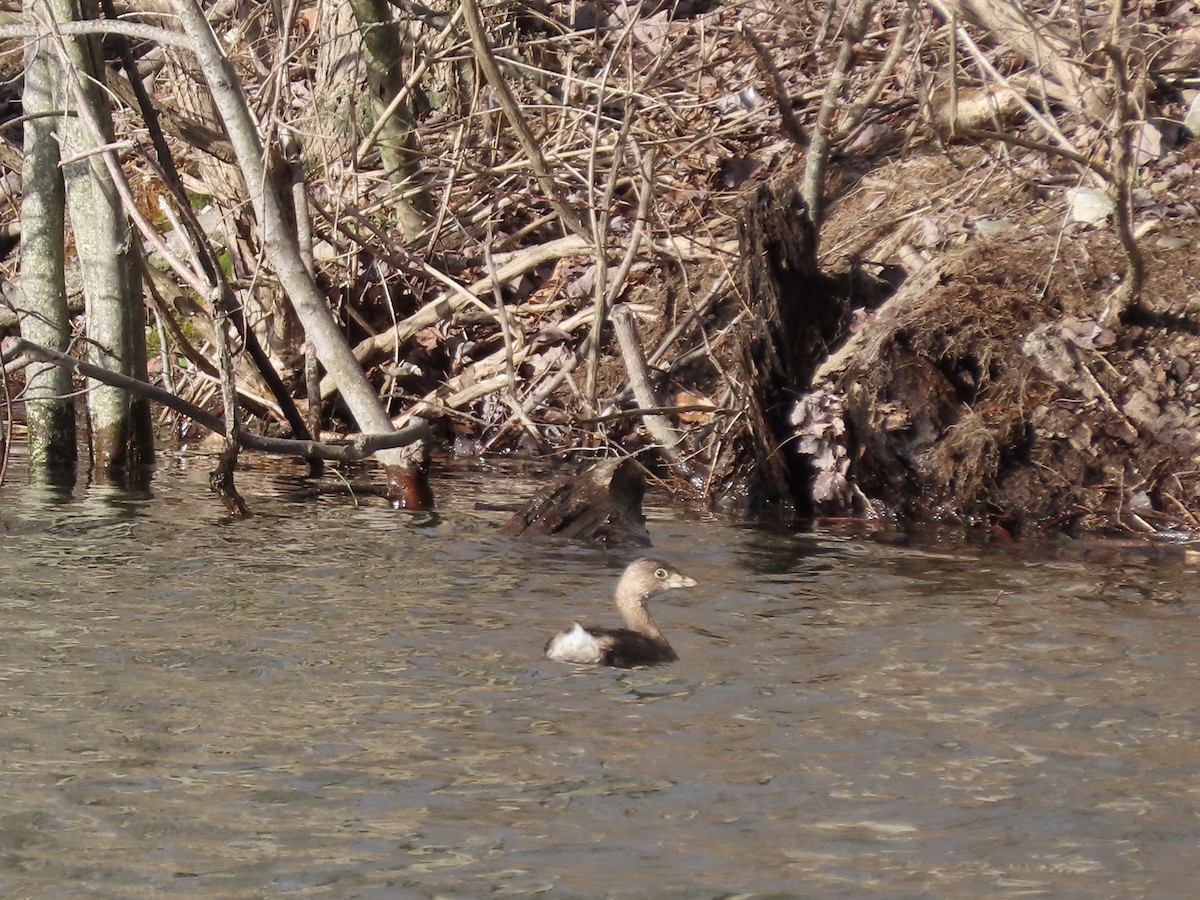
xmin=655 ymin=568 xmax=668 ymax=579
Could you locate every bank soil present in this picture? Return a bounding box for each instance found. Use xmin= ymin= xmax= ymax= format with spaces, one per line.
xmin=768 ymin=141 xmax=1200 ymax=538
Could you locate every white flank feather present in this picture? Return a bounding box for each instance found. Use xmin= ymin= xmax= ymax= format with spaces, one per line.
xmin=545 ymin=622 xmax=606 ymax=664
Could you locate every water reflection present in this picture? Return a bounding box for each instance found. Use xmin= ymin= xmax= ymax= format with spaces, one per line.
xmin=1 ymin=458 xmax=1199 ymax=895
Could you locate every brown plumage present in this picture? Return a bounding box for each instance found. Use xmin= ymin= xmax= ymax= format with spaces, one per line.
xmin=545 ymin=557 xmax=697 ymax=667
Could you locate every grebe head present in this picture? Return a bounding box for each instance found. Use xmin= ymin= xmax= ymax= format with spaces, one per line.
xmin=619 ymin=557 xmax=697 ymax=602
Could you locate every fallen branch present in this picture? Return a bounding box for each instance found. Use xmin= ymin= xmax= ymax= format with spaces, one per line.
xmin=925 ymin=0 xmax=1099 ymax=187
xmin=318 ymin=233 xmax=591 ymax=399
xmin=937 ymin=0 xmax=1110 ymax=121
xmin=611 ymin=304 xmax=680 ymax=451
xmin=0 ymin=19 xmax=194 ymax=49
xmin=611 ymin=304 xmax=701 ymax=486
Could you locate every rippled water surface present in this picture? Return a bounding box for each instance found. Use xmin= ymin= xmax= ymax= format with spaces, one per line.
xmin=2 ymin=454 xmax=1200 ymax=897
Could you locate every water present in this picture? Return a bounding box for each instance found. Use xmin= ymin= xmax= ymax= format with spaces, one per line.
xmin=2 ymin=454 xmax=1200 ymax=897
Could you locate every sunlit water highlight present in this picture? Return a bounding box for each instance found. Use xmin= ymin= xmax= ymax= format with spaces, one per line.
xmin=2 ymin=455 xmax=1199 ymax=897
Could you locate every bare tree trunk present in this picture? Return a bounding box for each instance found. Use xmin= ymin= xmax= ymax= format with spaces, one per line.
xmin=52 ymin=0 xmax=153 ymax=478
xmin=800 ymin=0 xmax=874 ymax=234
xmin=17 ymin=4 xmax=76 ymax=474
xmin=170 ymin=0 xmax=414 ymax=470
xmin=310 ymin=0 xmax=360 ymax=155
xmin=348 ymin=0 xmax=431 ymax=241
xmin=154 ymin=0 xmax=304 ymax=374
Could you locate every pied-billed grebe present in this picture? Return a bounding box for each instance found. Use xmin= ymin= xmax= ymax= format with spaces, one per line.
xmin=545 ymin=557 xmax=697 ymax=667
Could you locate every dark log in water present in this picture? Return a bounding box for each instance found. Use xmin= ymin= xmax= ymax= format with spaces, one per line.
xmin=501 ymin=457 xmax=651 ymax=547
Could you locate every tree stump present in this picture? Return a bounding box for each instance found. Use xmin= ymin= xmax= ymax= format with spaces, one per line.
xmin=719 ymin=182 xmax=850 ymax=513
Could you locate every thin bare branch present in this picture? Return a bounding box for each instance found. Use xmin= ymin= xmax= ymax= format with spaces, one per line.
xmin=3 ymin=338 xmax=431 ymax=462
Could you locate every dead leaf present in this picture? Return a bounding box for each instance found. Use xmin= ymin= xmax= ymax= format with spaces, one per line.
xmin=673 ymin=389 xmax=715 ymax=424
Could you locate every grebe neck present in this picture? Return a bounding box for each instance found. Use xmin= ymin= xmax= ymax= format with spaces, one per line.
xmin=617 ymin=595 xmax=667 ymax=643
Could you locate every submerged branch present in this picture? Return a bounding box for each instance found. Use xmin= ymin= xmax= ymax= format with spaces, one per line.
xmin=3 ymin=338 xmax=430 ymax=463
